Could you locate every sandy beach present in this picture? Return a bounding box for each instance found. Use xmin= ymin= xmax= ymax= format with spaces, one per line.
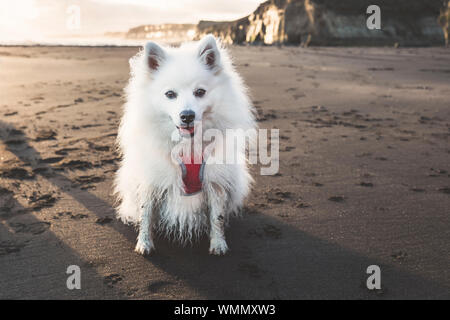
xmin=0 ymin=45 xmax=449 ymax=299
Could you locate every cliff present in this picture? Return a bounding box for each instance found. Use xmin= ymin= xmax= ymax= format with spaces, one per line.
xmin=438 ymin=0 xmax=450 ymax=46
xmin=196 ymin=0 xmax=448 ymax=46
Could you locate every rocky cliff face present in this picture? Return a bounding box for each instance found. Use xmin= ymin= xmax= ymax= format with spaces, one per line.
xmin=439 ymin=0 xmax=449 ymax=46
xmin=196 ymin=0 xmax=447 ymax=46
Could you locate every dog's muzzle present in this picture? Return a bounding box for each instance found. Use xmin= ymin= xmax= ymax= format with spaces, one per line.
xmin=177 ymin=110 xmax=196 ymax=137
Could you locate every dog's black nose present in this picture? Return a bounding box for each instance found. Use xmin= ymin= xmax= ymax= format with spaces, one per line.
xmin=180 ymin=110 xmax=195 ymax=124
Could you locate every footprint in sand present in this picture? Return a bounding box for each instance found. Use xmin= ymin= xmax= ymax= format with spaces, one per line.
xmin=391 ymin=251 xmax=408 ymax=261
xmin=58 ymin=159 xmax=92 ymax=170
xmin=249 ymin=224 xmax=282 ymax=239
xmin=0 ymin=166 xmax=35 ymax=180
xmin=265 ymin=188 xmax=293 ymax=204
xmin=34 ymin=129 xmax=57 ymax=141
xmin=313 ymin=182 xmax=324 ymax=187
xmin=237 ymin=262 xmax=264 ymax=279
xmin=55 ymin=147 xmax=79 ymax=155
xmin=53 ymin=211 xmax=88 ymax=220
xmin=39 ymin=157 xmax=64 ymax=164
xmin=293 ymin=93 xmax=306 ymax=100
xmin=0 ymin=187 xmax=15 ymax=218
xmin=104 ymin=274 xmax=122 ymax=288
xmin=262 ymin=224 xmax=282 ymax=239
xmin=87 ymin=142 xmax=110 ymax=152
xmin=73 ymin=174 xmax=105 ymax=190
xmin=4 ymin=138 xmax=26 ymax=148
xmin=243 ymin=205 xmax=260 ymax=215
xmin=328 ymin=196 xmax=345 ymax=203
xmin=147 ymin=281 xmax=174 ymax=293
xmin=359 ymin=182 xmax=374 ymax=187
xmin=27 ymin=193 xmax=58 ymax=210
xmin=96 ymin=217 xmax=113 ymax=225
xmin=0 ymin=240 xmax=26 ymax=256
xmin=9 ymin=221 xmax=51 ymax=235
xmin=281 ymin=146 xmax=295 ymax=152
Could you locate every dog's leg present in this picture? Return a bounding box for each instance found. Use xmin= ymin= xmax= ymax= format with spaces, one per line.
xmin=208 ymin=194 xmax=228 ymax=255
xmin=135 ymin=203 xmax=155 ymax=255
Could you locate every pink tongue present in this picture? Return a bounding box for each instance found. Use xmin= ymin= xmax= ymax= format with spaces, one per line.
xmin=180 ymin=127 xmax=194 ymax=135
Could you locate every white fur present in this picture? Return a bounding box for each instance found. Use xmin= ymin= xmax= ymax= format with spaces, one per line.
xmin=114 ymin=35 xmax=256 ymax=255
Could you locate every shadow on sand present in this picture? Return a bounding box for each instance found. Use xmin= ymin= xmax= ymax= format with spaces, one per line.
xmin=0 ymin=120 xmax=448 ymax=299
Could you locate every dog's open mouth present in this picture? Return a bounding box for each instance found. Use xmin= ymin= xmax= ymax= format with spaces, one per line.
xmin=176 ymin=125 xmax=195 ymax=137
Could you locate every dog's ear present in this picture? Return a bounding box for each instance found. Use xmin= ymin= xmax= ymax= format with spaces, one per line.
xmin=144 ymin=41 xmax=166 ymax=72
xmin=198 ymin=34 xmax=221 ymax=73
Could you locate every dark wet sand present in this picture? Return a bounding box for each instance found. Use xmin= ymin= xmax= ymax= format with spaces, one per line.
xmin=0 ymin=45 xmax=449 ymax=299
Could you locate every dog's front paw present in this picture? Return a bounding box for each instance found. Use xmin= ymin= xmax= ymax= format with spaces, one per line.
xmin=209 ymin=237 xmax=229 ymax=255
xmin=135 ymin=239 xmax=155 ymax=255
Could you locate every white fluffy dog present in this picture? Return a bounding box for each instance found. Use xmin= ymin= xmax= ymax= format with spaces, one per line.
xmin=114 ymin=35 xmax=256 ymax=255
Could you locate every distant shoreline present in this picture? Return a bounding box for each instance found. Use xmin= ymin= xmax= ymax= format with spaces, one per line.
xmin=0 ymin=43 xmax=447 ymax=48
xmin=0 ymin=44 xmax=142 ymax=48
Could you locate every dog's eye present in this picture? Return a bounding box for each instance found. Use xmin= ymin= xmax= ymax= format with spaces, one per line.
xmin=194 ymin=88 xmax=206 ymax=98
xmin=165 ymin=90 xmax=177 ymax=99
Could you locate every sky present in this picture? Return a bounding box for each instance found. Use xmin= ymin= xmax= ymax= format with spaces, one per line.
xmin=0 ymin=0 xmax=262 ymax=42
